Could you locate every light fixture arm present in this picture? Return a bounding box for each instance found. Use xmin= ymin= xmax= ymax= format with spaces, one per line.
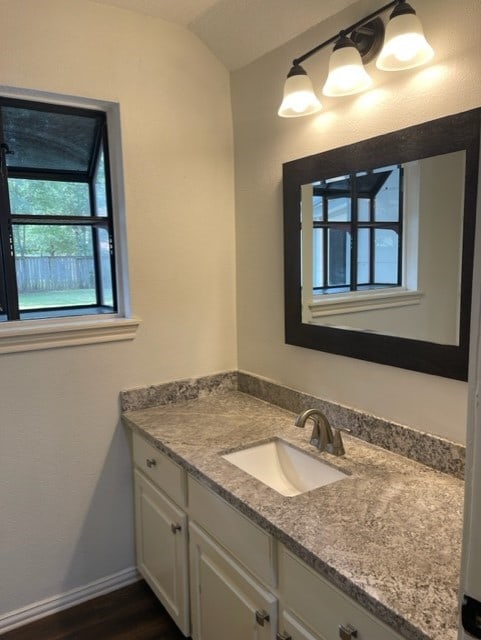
xmin=292 ymin=0 xmax=400 ymax=67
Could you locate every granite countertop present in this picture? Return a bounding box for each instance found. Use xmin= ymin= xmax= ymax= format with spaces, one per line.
xmin=122 ymin=390 xmax=463 ymax=640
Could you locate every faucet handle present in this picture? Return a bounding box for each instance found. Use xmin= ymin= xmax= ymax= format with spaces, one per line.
xmin=328 ymin=427 xmax=351 ymax=456
xmin=308 ymin=417 xmax=321 ymax=448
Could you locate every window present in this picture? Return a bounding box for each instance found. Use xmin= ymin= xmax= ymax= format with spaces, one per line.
xmin=0 ymin=97 xmax=117 ymax=322
xmin=311 ymin=166 xmax=403 ymax=295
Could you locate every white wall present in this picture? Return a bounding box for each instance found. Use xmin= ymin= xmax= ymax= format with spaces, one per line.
xmin=0 ymin=0 xmax=236 ymax=621
xmin=231 ymin=0 xmax=481 ymax=443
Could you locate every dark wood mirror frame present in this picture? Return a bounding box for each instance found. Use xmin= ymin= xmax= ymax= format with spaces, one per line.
xmin=283 ymin=109 xmax=481 ymax=381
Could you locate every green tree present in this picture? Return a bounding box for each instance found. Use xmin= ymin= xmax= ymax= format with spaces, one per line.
xmin=9 ymin=178 xmax=93 ymax=257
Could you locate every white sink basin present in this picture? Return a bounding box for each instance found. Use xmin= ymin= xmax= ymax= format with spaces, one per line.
xmin=222 ymin=438 xmax=347 ymax=497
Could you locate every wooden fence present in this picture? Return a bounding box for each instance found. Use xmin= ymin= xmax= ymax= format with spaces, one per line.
xmin=15 ymin=257 xmax=95 ymax=292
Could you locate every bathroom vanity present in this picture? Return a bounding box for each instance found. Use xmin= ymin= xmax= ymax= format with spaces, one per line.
xmin=122 ymin=390 xmax=463 ymax=640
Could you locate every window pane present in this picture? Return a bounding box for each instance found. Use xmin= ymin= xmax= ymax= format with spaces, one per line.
xmin=327 ymin=197 xmax=350 ymax=222
xmin=13 ymin=224 xmax=97 ymax=310
xmin=374 ymin=229 xmax=399 ymax=284
xmin=374 ymin=166 xmax=401 ymax=222
xmin=3 ymin=106 xmax=99 ymax=172
xmin=357 ymin=229 xmax=370 ymax=284
xmin=358 ymin=198 xmax=370 ymax=222
xmin=8 ymin=179 xmax=90 ymax=216
xmin=312 ymin=195 xmax=323 ymax=222
xmin=94 ymin=150 xmax=108 ymax=217
xmin=313 ymin=228 xmax=324 ymax=289
xmin=328 ymin=228 xmax=350 ymax=286
xmin=97 ymin=228 xmax=114 ymax=307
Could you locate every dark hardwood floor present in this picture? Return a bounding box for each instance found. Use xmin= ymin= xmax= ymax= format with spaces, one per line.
xmin=2 ymin=580 xmax=187 ymax=640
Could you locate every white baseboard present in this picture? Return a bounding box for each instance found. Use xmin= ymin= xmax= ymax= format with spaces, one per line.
xmin=0 ymin=566 xmax=140 ymax=634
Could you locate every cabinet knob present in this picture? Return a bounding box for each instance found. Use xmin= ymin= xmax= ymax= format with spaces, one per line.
xmin=146 ymin=458 xmax=156 ymax=468
xmin=339 ymin=623 xmax=358 ymax=639
xmin=171 ymin=523 xmax=182 ymax=534
xmin=276 ymin=633 xmax=292 ymax=640
xmin=255 ymin=609 xmax=270 ymax=626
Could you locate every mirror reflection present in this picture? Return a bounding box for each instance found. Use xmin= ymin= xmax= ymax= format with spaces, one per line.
xmin=301 ymin=151 xmax=465 ymax=345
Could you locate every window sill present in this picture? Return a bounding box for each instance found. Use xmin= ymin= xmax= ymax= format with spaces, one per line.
xmin=308 ymin=288 xmax=424 ymax=319
xmin=0 ymin=315 xmax=141 ymax=354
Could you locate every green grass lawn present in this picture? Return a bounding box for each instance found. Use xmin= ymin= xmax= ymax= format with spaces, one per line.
xmin=19 ymin=289 xmax=97 ymax=309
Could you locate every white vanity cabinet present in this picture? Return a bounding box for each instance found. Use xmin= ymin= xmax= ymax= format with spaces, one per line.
xmin=130 ymin=431 xmax=405 ymax=640
xmin=132 ymin=432 xmax=190 ymax=636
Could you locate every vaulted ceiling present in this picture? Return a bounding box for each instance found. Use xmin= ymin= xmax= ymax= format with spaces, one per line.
xmin=90 ymin=0 xmax=359 ymax=70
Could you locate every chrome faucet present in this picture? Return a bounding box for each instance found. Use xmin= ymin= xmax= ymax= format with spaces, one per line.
xmin=294 ymin=408 xmax=348 ymax=456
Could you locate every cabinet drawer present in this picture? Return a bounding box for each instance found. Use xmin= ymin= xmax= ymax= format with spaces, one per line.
xmin=279 ymin=547 xmax=403 ymax=640
xmin=132 ymin=432 xmax=186 ymax=507
xmin=188 ymin=475 xmax=276 ymax=588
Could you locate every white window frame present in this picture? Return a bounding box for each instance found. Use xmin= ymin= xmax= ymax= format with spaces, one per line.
xmin=0 ymin=86 xmax=140 ymax=354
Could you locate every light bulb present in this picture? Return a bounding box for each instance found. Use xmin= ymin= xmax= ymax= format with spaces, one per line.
xmin=289 ymin=91 xmax=318 ymax=114
xmin=329 ymin=65 xmax=371 ymax=92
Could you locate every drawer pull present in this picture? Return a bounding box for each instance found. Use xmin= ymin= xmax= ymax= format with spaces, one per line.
xmin=276 ymin=633 xmax=292 ymax=640
xmin=146 ymin=458 xmax=157 ymax=468
xmin=171 ymin=523 xmax=182 ymax=534
xmin=255 ymin=610 xmax=270 ymax=626
xmin=339 ymin=624 xmax=358 ymax=639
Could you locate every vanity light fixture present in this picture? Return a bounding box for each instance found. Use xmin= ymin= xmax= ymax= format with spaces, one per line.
xmin=278 ymin=0 xmax=434 ymax=118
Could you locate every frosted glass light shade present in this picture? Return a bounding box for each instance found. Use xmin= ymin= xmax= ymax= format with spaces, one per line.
xmin=376 ymin=9 xmax=434 ymax=70
xmin=322 ymin=38 xmax=372 ymax=97
xmin=278 ymin=65 xmax=322 ymax=117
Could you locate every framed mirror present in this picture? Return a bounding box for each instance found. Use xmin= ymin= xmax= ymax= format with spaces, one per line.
xmin=283 ymin=109 xmax=480 ymax=380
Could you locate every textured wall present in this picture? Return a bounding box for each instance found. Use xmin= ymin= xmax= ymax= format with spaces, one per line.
xmin=232 ymin=0 xmax=481 ymax=443
xmin=0 ymin=0 xmax=236 ymax=620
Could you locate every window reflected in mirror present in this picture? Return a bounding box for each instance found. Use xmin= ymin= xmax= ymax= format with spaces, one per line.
xmin=301 ymin=151 xmax=465 ymax=347
xmin=306 ymin=166 xmax=402 ymax=296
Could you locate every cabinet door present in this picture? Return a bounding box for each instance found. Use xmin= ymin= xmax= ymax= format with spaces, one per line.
xmin=189 ymin=522 xmax=277 ymax=640
xmin=134 ymin=469 xmax=189 ymax=636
